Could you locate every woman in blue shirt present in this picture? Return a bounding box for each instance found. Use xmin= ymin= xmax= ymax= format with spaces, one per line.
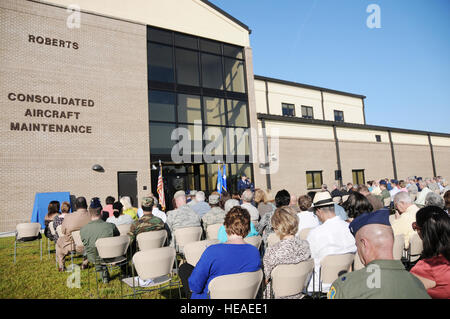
xmin=179 ymin=206 xmax=261 ymax=299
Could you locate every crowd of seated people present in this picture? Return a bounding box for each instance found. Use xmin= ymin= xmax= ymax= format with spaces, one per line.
xmin=39 ymin=173 xmax=449 ymax=299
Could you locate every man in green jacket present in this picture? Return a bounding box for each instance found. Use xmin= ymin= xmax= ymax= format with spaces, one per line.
xmin=328 ymin=209 xmax=430 ymax=299
xmin=80 ymin=199 xmax=120 ymax=283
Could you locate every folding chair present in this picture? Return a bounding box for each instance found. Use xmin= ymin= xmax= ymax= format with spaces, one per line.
xmin=14 ymin=223 xmax=42 ymax=263
xmin=269 ymin=259 xmax=314 ymax=299
xmin=91 ymin=235 xmax=130 ymax=298
xmin=47 ymin=221 xmax=56 ymax=257
xmin=266 ymin=233 xmax=280 ymax=247
xmin=406 ymin=232 xmax=423 ymax=270
xmin=319 ymin=253 xmax=354 ymax=296
xmin=122 ymin=247 xmax=180 ymax=299
xmin=383 ymin=197 xmax=392 ymax=208
xmin=206 ymin=223 xmax=222 ymax=240
xmin=393 ymin=234 xmax=405 ymax=260
xmin=173 ymin=226 xmax=203 ymax=284
xmin=68 ymin=230 xmax=85 ymax=270
xmin=299 ymin=227 xmax=313 ymax=240
xmin=208 ymin=269 xmax=263 ymax=299
xmin=352 ymin=253 xmax=364 ymax=271
xmin=244 ymin=235 xmax=262 ymax=250
xmin=136 ymin=230 xmax=167 ymax=251
xmin=116 ymin=223 xmax=132 ymax=236
xmin=184 ymin=239 xmax=219 ymax=267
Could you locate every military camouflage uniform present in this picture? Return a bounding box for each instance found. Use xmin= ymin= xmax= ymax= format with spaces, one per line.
xmin=166 ymin=204 xmax=201 ymax=247
xmin=128 ymin=214 xmax=165 ymax=242
xmin=328 ymin=259 xmax=431 ymax=299
xmin=201 ymin=206 xmax=226 ymax=229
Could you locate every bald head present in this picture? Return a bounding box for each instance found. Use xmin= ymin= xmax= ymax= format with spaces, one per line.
xmin=356 ymin=224 xmax=394 ymax=266
xmin=289 ymin=194 xmax=298 ymax=206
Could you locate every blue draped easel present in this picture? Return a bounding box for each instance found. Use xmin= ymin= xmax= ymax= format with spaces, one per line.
xmin=30 ymin=192 xmax=71 ymax=229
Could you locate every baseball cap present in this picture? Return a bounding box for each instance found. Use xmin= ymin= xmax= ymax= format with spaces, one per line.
xmin=349 ymin=209 xmax=391 ymax=237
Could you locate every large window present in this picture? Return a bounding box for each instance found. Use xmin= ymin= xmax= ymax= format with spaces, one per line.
xmin=201 ymin=53 xmax=224 ymax=90
xmin=306 ymin=171 xmax=323 ymax=190
xmin=148 ymin=90 xmax=176 ymax=122
xmin=334 ymin=110 xmax=344 ymax=122
xmin=177 ymin=94 xmax=202 ymax=124
xmin=282 ymin=103 xmax=295 ymax=116
xmin=301 ymin=106 xmax=314 ymax=119
xmin=175 ymin=48 xmax=199 ymax=86
xmin=148 ymin=43 xmax=174 ymax=83
xmin=352 ymin=170 xmax=365 ymax=186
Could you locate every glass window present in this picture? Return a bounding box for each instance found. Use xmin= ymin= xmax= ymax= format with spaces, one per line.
xmin=282 ymin=103 xmax=295 ymax=117
xmin=148 ymin=28 xmax=172 ymax=45
xmin=352 ymin=170 xmax=365 ymax=185
xmin=204 ymin=125 xmax=227 ymax=158
xmin=177 ymin=94 xmax=202 ymax=124
xmin=148 ymin=42 xmax=174 ymax=83
xmin=175 ymin=48 xmax=199 ymax=86
xmin=227 ymin=100 xmax=248 ymax=127
xmin=375 ymin=135 xmax=381 ymax=142
xmin=201 ymin=53 xmax=224 ymax=90
xmin=224 ymin=58 xmax=246 ymax=93
xmin=301 ymin=106 xmax=314 ymax=119
xmin=200 ymin=39 xmax=221 ymax=55
xmin=203 ymin=97 xmax=226 ymax=126
xmin=306 ymin=171 xmax=323 ymax=190
xmin=149 ymin=122 xmax=177 ymax=155
xmin=178 ymin=123 xmax=203 ymax=156
xmin=334 ymin=110 xmax=344 ymax=122
xmin=148 ymin=90 xmax=176 ymax=122
xmin=229 ymin=127 xmax=250 ymax=158
xmin=175 ymin=33 xmax=198 ymax=50
xmin=223 ymin=44 xmax=243 ymax=59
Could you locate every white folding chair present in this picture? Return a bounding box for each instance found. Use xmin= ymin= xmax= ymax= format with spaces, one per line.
xmin=47 ymin=221 xmax=56 ymax=257
xmin=244 ymin=235 xmax=262 ymax=250
xmin=136 ymin=230 xmax=167 ymax=251
xmin=184 ymin=239 xmax=219 ymax=267
xmin=208 ymin=269 xmax=263 ymax=299
xmin=14 ymin=222 xmax=42 ymax=263
xmin=299 ymin=227 xmax=313 ymax=240
xmin=206 ymin=223 xmax=222 ymax=240
xmin=269 ymin=259 xmax=314 ymax=299
xmin=393 ymin=234 xmax=405 ymax=260
xmin=122 ymin=247 xmax=179 ymax=299
xmin=319 ymin=253 xmax=354 ymax=294
xmin=407 ymin=232 xmax=423 ymax=268
xmin=116 ymin=223 xmax=132 ymax=236
xmin=174 ymin=226 xmax=203 ymax=254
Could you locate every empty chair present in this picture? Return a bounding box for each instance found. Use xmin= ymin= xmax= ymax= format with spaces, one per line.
xmin=208 ymin=269 xmax=263 ymax=299
xmin=14 ymin=222 xmax=42 ymax=263
xmin=174 ymin=226 xmax=203 ymax=254
xmin=244 ymin=235 xmax=262 ymax=250
xmin=270 ymin=259 xmax=314 ymax=299
xmin=299 ymin=227 xmax=313 ymax=240
xmin=136 ymin=230 xmax=167 ymax=251
xmin=206 ymin=223 xmax=222 ymax=240
xmin=392 ymin=234 xmax=405 ymax=260
xmin=319 ymin=253 xmax=355 ymax=293
xmin=116 ymin=223 xmax=131 ymax=236
xmin=122 ymin=247 xmax=179 ymax=298
xmin=93 ymin=235 xmax=130 ymax=297
xmin=266 ymin=233 xmax=280 ymax=247
xmin=184 ymin=239 xmax=219 ymax=267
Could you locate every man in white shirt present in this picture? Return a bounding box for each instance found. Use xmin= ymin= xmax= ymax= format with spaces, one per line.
xmin=415 ymin=180 xmax=432 ymax=207
xmin=392 ymin=191 xmax=420 ymax=249
xmin=240 ymin=189 xmax=260 ymax=224
xmin=389 ymin=179 xmax=401 ymax=200
xmin=306 ymin=192 xmax=356 ymax=293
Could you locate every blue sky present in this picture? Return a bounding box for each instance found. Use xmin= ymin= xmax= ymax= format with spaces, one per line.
xmin=210 ymin=0 xmax=450 ymax=133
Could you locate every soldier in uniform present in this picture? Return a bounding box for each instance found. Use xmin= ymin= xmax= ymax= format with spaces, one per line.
xmin=201 ymin=194 xmax=226 ymax=229
xmin=328 ymin=209 xmax=431 ymax=299
xmin=166 ymin=190 xmax=201 ymax=248
xmin=128 ymin=197 xmax=166 ymax=253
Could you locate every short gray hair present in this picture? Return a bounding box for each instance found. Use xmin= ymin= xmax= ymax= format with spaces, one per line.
xmin=424 ymin=192 xmax=445 ymax=209
xmin=195 ymin=191 xmax=205 ymax=202
xmin=224 ymin=199 xmax=240 ymax=213
xmin=393 ymin=191 xmax=412 ymax=205
xmin=241 ymin=189 xmax=254 ymax=203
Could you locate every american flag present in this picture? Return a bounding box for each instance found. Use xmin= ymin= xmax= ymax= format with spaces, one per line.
xmin=157 ymin=163 xmax=166 ymax=211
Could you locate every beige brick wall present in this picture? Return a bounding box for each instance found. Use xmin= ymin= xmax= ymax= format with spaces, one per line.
xmin=392 ymin=144 xmax=434 ymax=179
xmin=268 ymin=137 xmax=338 ymax=197
xmin=338 ymin=141 xmax=394 ymax=184
xmin=0 ymin=0 xmax=149 ymax=231
xmin=433 ymin=146 xmax=450 ymax=178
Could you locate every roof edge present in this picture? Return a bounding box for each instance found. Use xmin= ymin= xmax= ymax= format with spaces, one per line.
xmin=257 ymin=113 xmax=450 ymax=138
xmin=200 ymin=0 xmax=251 ymax=33
xmin=254 ymin=75 xmax=366 ymax=99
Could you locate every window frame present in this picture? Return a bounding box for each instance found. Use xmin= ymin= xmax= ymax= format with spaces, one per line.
xmin=306 ymin=171 xmax=323 ymax=190
xmin=282 ymin=103 xmax=295 ymax=117
xmin=334 ymin=110 xmax=344 ymax=122
xmin=301 ymin=105 xmax=314 ymax=119
xmin=352 ymin=169 xmax=365 ymax=186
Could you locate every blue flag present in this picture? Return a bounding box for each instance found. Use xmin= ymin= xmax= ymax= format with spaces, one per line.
xmin=217 ymin=164 xmax=227 ymax=194
xmin=222 ymin=164 xmax=227 ymax=192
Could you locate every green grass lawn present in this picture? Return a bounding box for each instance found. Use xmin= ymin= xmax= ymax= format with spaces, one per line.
xmin=0 ymin=236 xmax=184 ymax=299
